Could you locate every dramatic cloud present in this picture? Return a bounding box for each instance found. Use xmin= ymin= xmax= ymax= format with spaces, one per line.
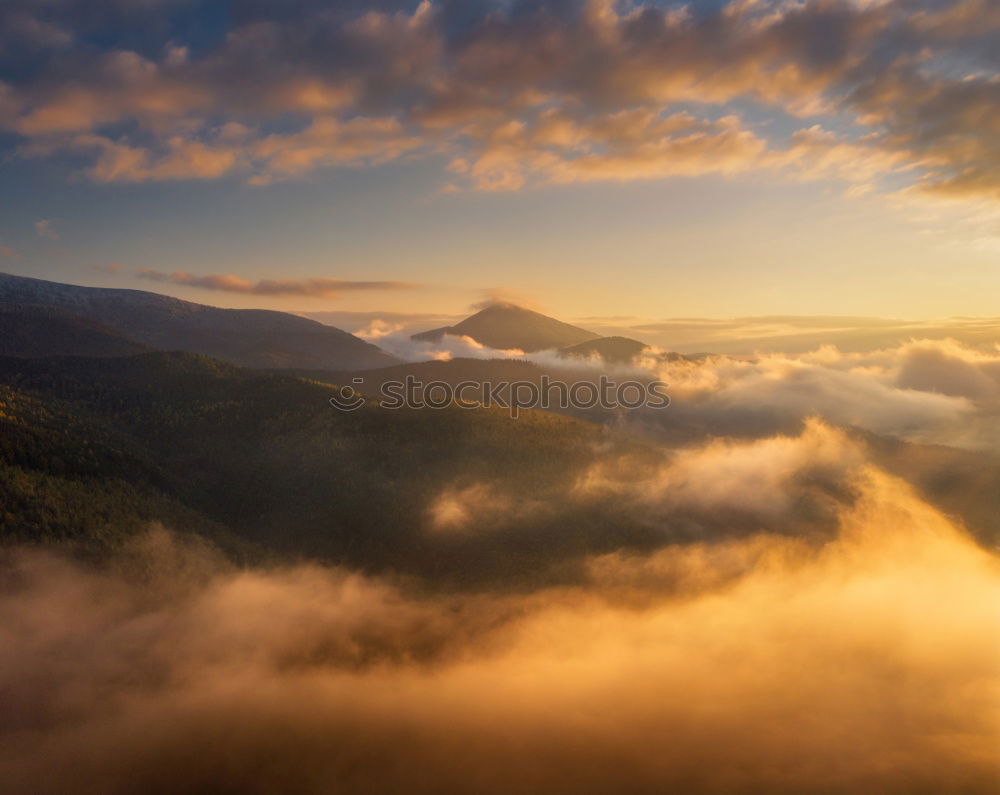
xmin=0 ymin=0 xmax=995 ymax=213
xmin=1 ymin=466 xmax=997 ymax=794
xmin=135 ymin=269 xmax=416 ymax=297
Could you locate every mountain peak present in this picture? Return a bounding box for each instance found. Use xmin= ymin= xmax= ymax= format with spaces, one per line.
xmin=412 ymin=302 xmax=600 ymax=352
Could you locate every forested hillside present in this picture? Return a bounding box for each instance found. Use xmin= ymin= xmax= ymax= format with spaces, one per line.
xmin=0 ymin=273 xmax=400 ymax=370
xmin=0 ymin=352 xmax=659 ymax=586
xmin=4 ymin=349 xmax=999 ymax=586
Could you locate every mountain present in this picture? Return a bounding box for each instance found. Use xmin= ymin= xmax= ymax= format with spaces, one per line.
xmin=292 ymin=357 xmax=544 ymax=396
xmin=0 ymin=303 xmax=152 ymax=358
xmin=559 ymin=336 xmax=649 ymax=364
xmin=0 ymin=351 xmax=659 ymax=586
xmin=293 ymin=356 xmax=648 ymax=421
xmin=3 ymin=349 xmax=999 ymax=585
xmin=412 ymin=303 xmax=600 ymax=352
xmin=0 ymin=272 xmax=400 ymax=371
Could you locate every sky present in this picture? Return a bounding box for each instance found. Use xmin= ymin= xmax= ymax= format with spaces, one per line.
xmin=0 ymin=0 xmax=997 ymax=324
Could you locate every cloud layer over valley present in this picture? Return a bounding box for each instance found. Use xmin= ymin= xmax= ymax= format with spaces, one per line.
xmin=2 ymin=462 xmax=997 ymax=794
xmin=2 ymin=319 xmax=999 ymax=792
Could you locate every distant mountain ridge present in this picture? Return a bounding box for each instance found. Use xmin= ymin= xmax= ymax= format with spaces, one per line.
xmin=413 ymin=302 xmax=601 ymax=352
xmin=558 ymin=336 xmax=649 ymax=363
xmin=0 ymin=272 xmax=399 ymax=370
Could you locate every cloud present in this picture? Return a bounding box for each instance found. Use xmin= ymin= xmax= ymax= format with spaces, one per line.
xmin=0 ymin=0 xmax=996 ymax=217
xmin=427 ymin=483 xmax=522 ymax=534
xmin=353 ymin=317 xmax=406 ymax=341
xmin=79 ymin=132 xmax=239 ymax=183
xmin=245 ymin=115 xmax=424 ymax=186
xmin=0 ymin=466 xmax=997 ymax=793
xmin=458 ymin=110 xmax=771 ymax=191
xmin=135 ymin=269 xmax=417 ymax=297
xmin=892 ymin=338 xmax=1000 ymax=399
xmin=372 ymin=328 xmax=529 ymax=362
xmin=577 ymin=418 xmax=864 ymax=521
xmin=419 ymin=419 xmax=868 ymax=544
xmin=34 ymin=219 xmax=57 ymax=239
xmin=29 ymin=115 xmax=422 ymax=185
xmin=644 ymin=344 xmax=977 ymax=446
xmin=1 ymin=315 xmax=999 ymax=793
xmin=363 ymin=334 xmax=996 ymax=450
xmin=320 ymin=320 xmax=1000 ymax=454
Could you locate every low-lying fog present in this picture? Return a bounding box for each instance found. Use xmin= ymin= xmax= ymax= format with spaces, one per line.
xmin=2 ymin=407 xmax=998 ymax=793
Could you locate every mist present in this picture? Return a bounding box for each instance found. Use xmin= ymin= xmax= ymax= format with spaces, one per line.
xmin=2 ymin=464 xmax=997 ymax=794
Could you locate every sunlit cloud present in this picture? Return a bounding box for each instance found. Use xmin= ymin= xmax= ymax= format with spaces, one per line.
xmin=0 ymin=0 xmax=995 ymax=221
xmin=1 ymin=465 xmax=997 ymax=793
xmin=577 ymin=418 xmax=865 ymax=520
xmin=135 ymin=269 xmax=418 ymax=298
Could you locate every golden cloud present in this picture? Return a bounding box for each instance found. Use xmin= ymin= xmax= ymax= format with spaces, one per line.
xmin=0 ymin=0 xmax=996 ymax=209
xmin=135 ymin=269 xmax=417 ymax=297
xmin=1 ymin=463 xmax=997 ymax=793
